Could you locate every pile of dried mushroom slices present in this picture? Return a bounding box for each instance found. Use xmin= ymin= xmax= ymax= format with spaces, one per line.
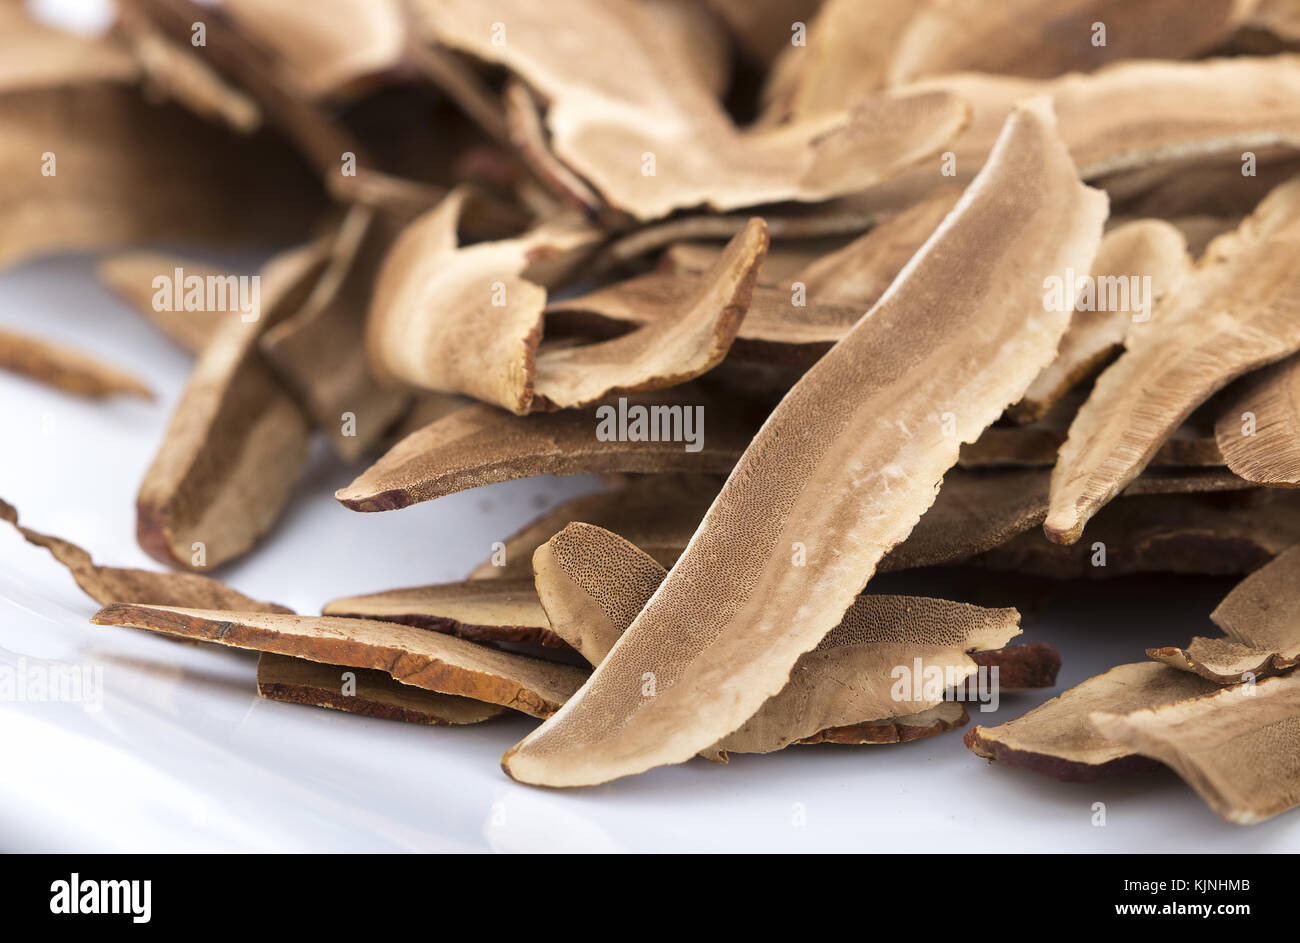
xmin=7 ymin=0 xmax=1300 ymax=822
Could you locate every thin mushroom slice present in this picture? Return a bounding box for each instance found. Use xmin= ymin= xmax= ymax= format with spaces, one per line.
xmin=91 ymin=605 xmax=589 ymax=718
xmin=0 ymin=498 xmax=290 ymax=613
xmin=502 ymin=99 xmax=1106 ymax=787
xmin=1046 ymin=174 xmax=1300 ymax=545
xmin=97 ymin=252 xmax=235 ymax=354
xmin=970 ymin=643 xmax=1062 ymax=692
xmin=337 ymin=386 xmax=757 ymax=512
xmin=965 ymin=662 xmax=1220 ymax=782
xmin=0 ymin=328 xmax=151 ymax=399
xmin=256 ymin=653 xmax=505 ymax=726
xmin=796 ymin=702 xmax=969 ymax=748
xmin=1091 ymin=672 xmax=1300 ymax=825
xmin=531 ymin=522 xmax=1021 ymax=757
xmin=1011 ymin=219 xmax=1193 ymax=424
xmin=1215 ymin=356 xmax=1300 ymax=487
xmin=136 ymin=241 xmax=328 ymax=570
xmin=419 ymin=0 xmax=968 ymax=221
xmin=323 ymin=578 xmax=564 ymax=648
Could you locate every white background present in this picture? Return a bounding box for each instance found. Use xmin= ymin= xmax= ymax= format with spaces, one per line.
xmin=1 ymin=253 xmax=1296 ymax=852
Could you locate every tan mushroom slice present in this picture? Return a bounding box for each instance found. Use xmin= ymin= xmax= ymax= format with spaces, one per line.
xmin=1011 ymin=219 xmax=1193 ymax=424
xmin=970 ymin=643 xmax=1062 ymax=692
xmin=323 ymin=578 xmax=564 ymax=648
xmin=137 ymin=242 xmax=328 ymax=570
xmin=0 ymin=498 xmax=290 ymax=613
xmin=1215 ymin=356 xmax=1300 ymax=486
xmin=97 ymin=253 xmax=234 ymax=354
xmin=337 ymin=386 xmax=757 ymax=512
xmin=420 ymin=0 xmax=968 ymax=221
xmin=1045 ymin=174 xmax=1300 ymax=545
xmin=0 ymin=328 xmax=151 ymax=399
xmin=502 ymin=99 xmax=1106 ymax=787
xmin=1091 ymin=672 xmax=1300 ymax=824
xmin=502 ymin=79 xmax=602 ymax=217
xmin=469 ymin=474 xmax=721 ymax=580
xmin=531 ymin=522 xmax=1020 ymax=757
xmin=91 ymin=605 xmax=588 ymax=718
xmin=659 ymin=238 xmax=851 ymax=288
xmin=965 ymin=662 xmax=1220 ymax=782
xmin=796 ymin=702 xmax=970 ymax=748
xmin=256 ymin=653 xmax=505 ymax=725
xmin=888 ymin=0 xmax=1251 ymax=85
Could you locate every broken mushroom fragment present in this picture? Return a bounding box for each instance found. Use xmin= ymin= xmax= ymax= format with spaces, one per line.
xmin=0 ymin=328 xmax=151 ymax=399
xmin=1214 ymin=355 xmax=1300 ymax=487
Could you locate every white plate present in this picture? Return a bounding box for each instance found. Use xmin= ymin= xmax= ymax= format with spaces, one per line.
xmin=0 ymin=254 xmax=1293 ymax=853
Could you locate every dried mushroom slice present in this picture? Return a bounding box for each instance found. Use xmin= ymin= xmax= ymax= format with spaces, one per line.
xmin=256 ymin=653 xmax=505 ymax=725
xmin=323 ymin=578 xmax=563 ymax=648
xmin=0 ymin=328 xmax=151 ymax=399
xmin=965 ymin=662 xmax=1220 ymax=781
xmin=92 ymin=604 xmax=589 ymax=718
xmin=1045 ymin=174 xmax=1300 ymax=545
xmin=97 ymin=253 xmax=234 ymax=354
xmin=1011 ymin=219 xmax=1193 ymax=424
xmin=1091 ymin=672 xmax=1300 ymax=824
xmin=420 ymin=0 xmax=968 ymax=221
xmin=501 ymin=100 xmax=1106 ymax=787
xmin=0 ymin=498 xmax=290 ymax=613
xmin=796 ymin=702 xmax=969 ymax=748
xmin=1215 ymin=356 xmax=1300 ymax=486
xmin=503 ymin=79 xmax=602 ymax=217
xmin=970 ymin=643 xmax=1062 ymax=692
xmin=137 ymin=242 xmax=328 ymax=570
xmin=337 ymin=387 xmax=756 ymax=512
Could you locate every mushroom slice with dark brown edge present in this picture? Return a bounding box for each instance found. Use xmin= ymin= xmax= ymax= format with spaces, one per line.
xmin=336 ymin=386 xmax=758 ymax=512
xmin=90 ymin=605 xmax=588 ymax=719
xmin=323 ymin=578 xmax=564 ymax=648
xmin=1215 ymin=355 xmax=1300 ymax=487
xmin=418 ymin=0 xmax=968 ymax=222
xmin=970 ymin=644 xmax=1062 ymax=692
xmin=1045 ymin=174 xmax=1300 ymax=546
xmin=531 ymin=522 xmax=1020 ymax=758
xmin=256 ymin=653 xmax=505 ymax=726
xmin=965 ymin=662 xmax=1220 ymax=782
xmin=1150 ymin=542 xmax=1300 ymax=682
xmin=501 ymin=99 xmax=1106 ymax=788
xmin=97 ymin=253 xmax=235 ymax=354
xmin=1091 ymin=672 xmax=1300 ymax=824
xmin=1010 ymin=219 xmax=1193 ymax=424
xmin=136 ymin=241 xmax=328 ymax=570
xmin=796 ymin=702 xmax=970 ymax=748
xmin=0 ymin=328 xmax=151 ymax=399
xmin=0 ymin=498 xmax=290 ymax=613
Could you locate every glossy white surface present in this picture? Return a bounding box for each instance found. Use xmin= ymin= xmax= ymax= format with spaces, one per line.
xmin=1 ymin=254 xmax=1296 ymax=853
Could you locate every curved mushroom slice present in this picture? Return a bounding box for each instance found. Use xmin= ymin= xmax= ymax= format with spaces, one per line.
xmin=0 ymin=328 xmax=151 ymax=399
xmin=0 ymin=498 xmax=291 ymax=613
xmin=97 ymin=253 xmax=234 ymax=354
xmin=532 ymin=522 xmax=1020 ymax=757
xmin=1011 ymin=220 xmax=1193 ymax=424
xmin=323 ymin=578 xmax=563 ymax=648
xmin=796 ymin=702 xmax=969 ymax=748
xmin=469 ymin=474 xmax=721 ymax=580
xmin=337 ymin=387 xmax=757 ymax=512
xmin=965 ymin=662 xmax=1220 ymax=782
xmin=91 ymin=604 xmax=589 ymax=718
xmin=1091 ymin=672 xmax=1300 ymax=824
xmin=1045 ymin=174 xmax=1300 ymax=545
xmin=888 ymin=0 xmax=1250 ymax=85
xmin=502 ymin=79 xmax=601 ymax=217
xmin=1215 ymin=356 xmax=1300 ymax=487
xmin=501 ymin=99 xmax=1106 ymax=787
xmin=970 ymin=643 xmax=1062 ymax=692
xmin=419 ymin=0 xmax=968 ymax=221
xmin=137 ymin=242 xmax=328 ymax=570
xmin=256 ymin=653 xmax=506 ymax=726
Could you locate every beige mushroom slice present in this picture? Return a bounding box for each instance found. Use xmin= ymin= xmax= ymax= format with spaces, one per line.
xmin=1045 ymin=174 xmax=1300 ymax=545
xmin=0 ymin=328 xmax=151 ymax=399
xmin=1011 ymin=219 xmax=1194 ymax=424
xmin=256 ymin=653 xmax=506 ymax=725
xmin=531 ymin=522 xmax=1020 ymax=757
xmin=965 ymin=662 xmax=1220 ymax=781
xmin=419 ymin=0 xmax=968 ymax=221
xmin=1091 ymin=672 xmax=1300 ymax=824
xmin=500 ymin=100 xmax=1106 ymax=787
xmin=0 ymin=498 xmax=290 ymax=613
xmin=137 ymin=242 xmax=328 ymax=570
xmin=468 ymin=474 xmax=721 ymax=580
xmin=323 ymin=578 xmax=564 ymax=648
xmin=336 ymin=386 xmax=758 ymax=512
xmin=91 ymin=604 xmax=589 ymax=718
xmin=1215 ymin=356 xmax=1300 ymax=486
xmin=796 ymin=702 xmax=970 ymax=748
xmin=97 ymin=253 xmax=234 ymax=354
